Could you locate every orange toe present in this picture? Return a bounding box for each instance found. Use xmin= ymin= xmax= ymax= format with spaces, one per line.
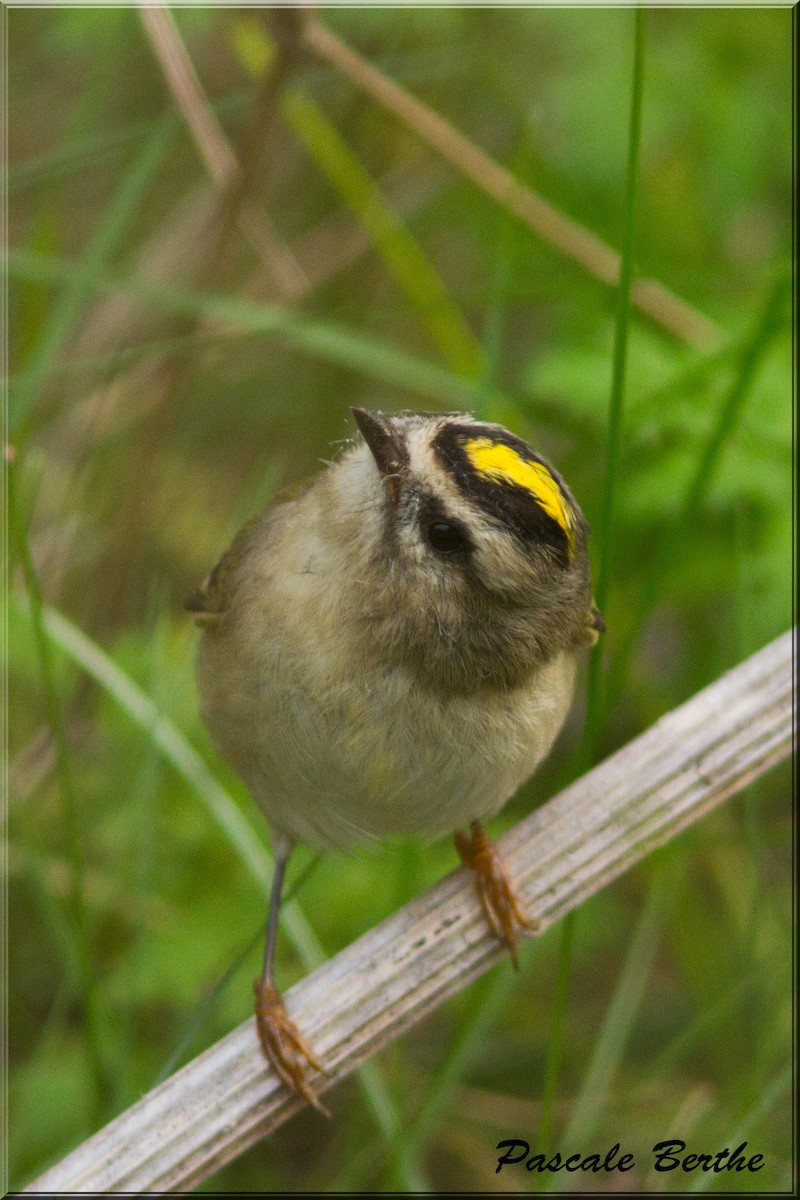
xmin=455 ymin=824 xmax=540 ymax=968
xmin=254 ymin=979 xmax=330 ymax=1115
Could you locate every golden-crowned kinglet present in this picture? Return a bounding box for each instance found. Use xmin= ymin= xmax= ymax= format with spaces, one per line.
xmin=188 ymin=408 xmax=604 ymax=1111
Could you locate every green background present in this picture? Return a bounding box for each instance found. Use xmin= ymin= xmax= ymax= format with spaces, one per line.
xmin=7 ymin=5 xmax=793 ymax=1193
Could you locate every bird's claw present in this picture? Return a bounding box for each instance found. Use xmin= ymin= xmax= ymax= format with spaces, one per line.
xmin=455 ymin=823 xmax=540 ymax=969
xmin=253 ymin=978 xmax=330 ymax=1115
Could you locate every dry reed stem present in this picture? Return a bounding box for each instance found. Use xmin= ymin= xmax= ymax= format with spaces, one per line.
xmin=25 ymin=628 xmax=793 ymax=1194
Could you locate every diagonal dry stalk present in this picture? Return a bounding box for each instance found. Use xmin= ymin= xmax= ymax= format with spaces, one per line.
xmin=302 ymin=16 xmax=724 ymax=351
xmin=24 ymin=628 xmax=793 ymax=1194
xmin=138 ymin=3 xmax=309 ymax=301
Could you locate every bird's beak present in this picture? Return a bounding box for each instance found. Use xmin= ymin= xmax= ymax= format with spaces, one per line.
xmin=351 ymin=408 xmax=407 ymax=503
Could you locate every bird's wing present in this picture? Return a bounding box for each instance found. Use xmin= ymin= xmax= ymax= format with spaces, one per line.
xmin=185 ymin=513 xmax=265 ymax=626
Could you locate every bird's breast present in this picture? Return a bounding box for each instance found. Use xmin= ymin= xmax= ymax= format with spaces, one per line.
xmin=242 ymin=649 xmax=577 ymax=851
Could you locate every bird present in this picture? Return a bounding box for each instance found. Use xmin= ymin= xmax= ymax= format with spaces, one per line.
xmin=187 ymin=407 xmax=603 ymax=1111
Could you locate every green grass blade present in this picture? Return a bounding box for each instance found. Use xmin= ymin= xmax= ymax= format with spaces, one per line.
xmin=9 ymin=248 xmax=609 ymax=445
xmin=7 ymin=248 xmax=497 ymax=414
xmin=283 ymin=90 xmax=484 ymax=380
xmin=584 ymin=6 xmax=647 ymax=763
xmin=8 ymin=328 xmax=242 ymax=394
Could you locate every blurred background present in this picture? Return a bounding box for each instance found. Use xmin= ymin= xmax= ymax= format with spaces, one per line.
xmin=7 ymin=4 xmax=793 ymax=1192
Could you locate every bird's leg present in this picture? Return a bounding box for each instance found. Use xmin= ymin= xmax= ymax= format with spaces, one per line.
xmin=454 ymin=820 xmax=541 ymax=969
xmin=254 ymin=842 xmax=329 ymax=1114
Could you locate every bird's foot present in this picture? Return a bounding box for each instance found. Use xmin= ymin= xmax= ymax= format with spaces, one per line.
xmin=253 ymin=978 xmax=330 ymax=1115
xmin=454 ymin=822 xmax=541 ymax=969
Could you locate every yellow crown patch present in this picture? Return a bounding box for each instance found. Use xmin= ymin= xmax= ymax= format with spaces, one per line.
xmin=463 ymin=437 xmax=576 ymax=553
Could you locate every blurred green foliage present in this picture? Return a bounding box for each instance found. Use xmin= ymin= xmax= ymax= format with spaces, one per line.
xmin=6 ymin=5 xmax=793 ymax=1193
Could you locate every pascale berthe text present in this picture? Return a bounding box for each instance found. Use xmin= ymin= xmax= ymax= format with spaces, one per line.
xmin=495 ymin=1139 xmax=765 ymax=1175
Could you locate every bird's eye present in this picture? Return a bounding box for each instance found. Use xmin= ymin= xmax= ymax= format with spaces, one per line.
xmin=426 ymin=520 xmax=469 ymax=554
